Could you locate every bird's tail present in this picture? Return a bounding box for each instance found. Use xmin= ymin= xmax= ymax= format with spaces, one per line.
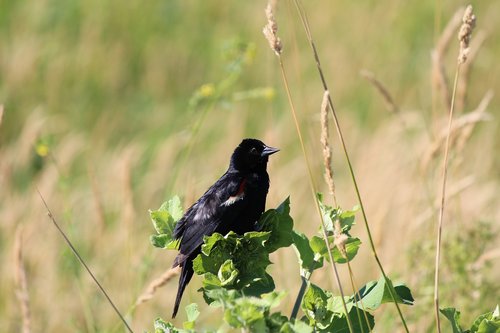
xmin=172 ymin=259 xmax=194 ymax=318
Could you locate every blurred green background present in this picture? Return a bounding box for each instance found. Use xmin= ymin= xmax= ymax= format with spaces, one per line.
xmin=1 ymin=0 xmax=499 ymax=332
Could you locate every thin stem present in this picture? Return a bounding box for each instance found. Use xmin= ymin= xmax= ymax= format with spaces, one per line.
xmin=277 ymin=58 xmax=354 ymax=333
xmin=434 ymin=65 xmax=461 ymax=333
xmin=291 ymin=275 xmax=308 ymax=320
xmin=291 ymin=1 xmax=409 ymax=331
xmin=36 ymin=188 xmax=135 ymax=333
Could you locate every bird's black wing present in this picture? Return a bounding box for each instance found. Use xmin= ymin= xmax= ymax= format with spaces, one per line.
xmin=172 ymin=171 xmax=246 ymax=267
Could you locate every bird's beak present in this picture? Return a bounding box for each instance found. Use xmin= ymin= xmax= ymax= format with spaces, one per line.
xmin=261 ymin=145 xmax=280 ymax=157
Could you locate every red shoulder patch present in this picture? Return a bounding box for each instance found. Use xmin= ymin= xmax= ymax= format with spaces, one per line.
xmin=235 ymin=178 xmax=247 ymax=196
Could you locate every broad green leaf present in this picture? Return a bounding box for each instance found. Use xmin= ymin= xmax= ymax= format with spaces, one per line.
xmin=338 ymin=206 xmax=359 ymax=234
xmin=354 ymin=276 xmax=414 ymax=310
xmin=182 ymin=303 xmax=200 ymax=330
xmin=280 ymin=320 xmax=314 ymax=333
xmin=150 ymin=234 xmax=179 ymax=250
xmin=328 ymin=296 xmax=353 ymax=315
xmin=194 ymin=230 xmax=273 ymax=301
xmin=261 ymin=291 xmax=287 ymax=309
xmin=440 ymin=308 xmax=464 ymax=333
xmin=310 ymin=236 xmax=361 ymax=264
xmin=292 ymin=231 xmax=323 ymax=276
xmin=154 ymin=318 xmax=183 ymax=333
xmin=258 ymin=197 xmax=294 ymax=253
xmin=477 ymin=320 xmax=500 ymax=333
xmin=329 ymin=307 xmax=375 ymax=333
xmin=302 ymin=283 xmax=333 ymax=329
xmin=317 ymin=194 xmax=359 ymax=235
xmin=331 ymin=237 xmax=361 ymax=263
xmin=223 ymin=297 xmax=267 ymax=329
xmin=471 ymin=306 xmax=500 ymax=333
xmin=218 ymin=259 xmax=239 ymax=286
xmin=266 ymin=312 xmax=288 ymax=332
xmin=241 ymin=272 xmax=275 ymax=297
xmin=149 ymin=196 xmax=183 ymax=249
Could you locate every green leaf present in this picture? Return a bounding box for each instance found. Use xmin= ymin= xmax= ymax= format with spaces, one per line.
xmin=476 ymin=319 xmax=500 ymax=333
xmin=317 ymin=194 xmax=358 ymax=235
xmin=354 ymin=276 xmax=414 ymax=310
xmin=440 ymin=308 xmax=464 ymax=333
xmin=471 ymin=306 xmax=500 ymax=333
xmin=338 ymin=206 xmax=359 ymax=234
xmin=310 ymin=235 xmax=361 ymax=264
xmin=280 ymin=320 xmax=314 ymax=333
xmin=218 ymin=259 xmax=239 ymax=286
xmin=329 ymin=296 xmax=353 ymax=315
xmin=182 ymin=303 xmax=200 ymax=330
xmin=258 ymin=197 xmax=294 ymax=253
xmin=329 ymin=308 xmax=375 ymax=333
xmin=154 ymin=318 xmax=181 ymax=333
xmin=194 ymin=230 xmax=274 ymax=301
xmin=185 ymin=303 xmax=200 ymax=322
xmin=223 ymin=297 xmax=267 ymax=329
xmin=261 ymin=291 xmax=287 ymax=309
xmin=302 ymin=283 xmax=333 ymax=329
xmin=149 ymin=196 xmax=183 ymax=249
xmin=331 ymin=237 xmax=361 ymax=263
xmin=292 ymin=232 xmax=323 ymax=276
xmin=150 ymin=234 xmax=178 ymax=250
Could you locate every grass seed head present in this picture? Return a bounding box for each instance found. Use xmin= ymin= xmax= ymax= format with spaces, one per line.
xmin=458 ymin=5 xmax=476 ymax=64
xmin=263 ymin=1 xmax=283 ymax=56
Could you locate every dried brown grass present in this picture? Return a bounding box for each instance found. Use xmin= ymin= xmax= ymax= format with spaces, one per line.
xmin=14 ymin=226 xmax=32 ymax=333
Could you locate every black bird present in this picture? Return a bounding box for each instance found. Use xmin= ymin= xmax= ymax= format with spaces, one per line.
xmin=171 ymin=138 xmax=279 ymax=318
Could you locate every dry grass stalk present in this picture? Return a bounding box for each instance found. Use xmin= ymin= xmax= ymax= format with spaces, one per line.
xmin=135 ymin=267 xmax=180 ymax=306
xmin=456 ymin=31 xmax=486 ymax=114
xmin=14 ymin=226 xmax=32 ymax=333
xmin=0 ymin=105 xmax=4 ymax=128
xmin=320 ymin=90 xmax=337 ymax=204
xmin=434 ymin=6 xmax=476 ymax=332
xmin=458 ymin=5 xmax=476 ymax=64
xmin=262 ymin=0 xmax=283 ymax=56
xmin=421 ymin=90 xmax=492 ymax=171
xmin=360 ymin=70 xmax=399 ymax=114
xmin=431 ymin=7 xmax=463 ymax=111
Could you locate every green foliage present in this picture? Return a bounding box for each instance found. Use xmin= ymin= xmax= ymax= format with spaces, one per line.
xmin=318 ymin=193 xmax=359 ymax=236
xmin=291 ymin=231 xmax=323 ymax=278
xmin=441 ymin=305 xmax=500 ymax=333
xmin=301 ymin=277 xmax=413 ymax=332
xmin=150 ymin=196 xmax=415 ymax=332
xmin=192 ymin=230 xmax=275 ymax=300
xmin=352 ymin=276 xmax=414 ymax=310
xmin=257 ymin=197 xmax=294 ymax=253
xmin=149 ymin=196 xmax=183 ymax=249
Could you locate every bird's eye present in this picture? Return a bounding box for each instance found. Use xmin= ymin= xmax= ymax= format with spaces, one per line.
xmin=250 ymin=147 xmax=258 ymax=154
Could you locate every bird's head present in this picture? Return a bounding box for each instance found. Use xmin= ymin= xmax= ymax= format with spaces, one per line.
xmin=230 ymin=138 xmax=279 ymax=172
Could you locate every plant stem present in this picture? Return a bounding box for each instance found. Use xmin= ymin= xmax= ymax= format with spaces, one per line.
xmin=291 ymin=275 xmax=308 ymax=320
xmin=434 ymin=64 xmax=461 ymax=333
xmin=291 ymin=1 xmax=409 ymax=331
